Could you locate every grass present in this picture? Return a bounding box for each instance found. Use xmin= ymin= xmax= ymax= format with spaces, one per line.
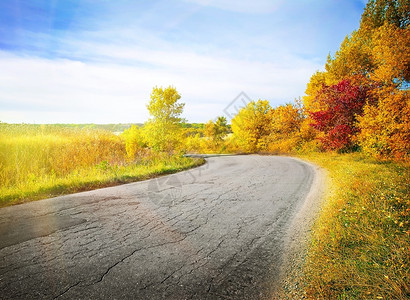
xmin=298 ymin=152 xmax=409 ymax=299
xmin=0 ymin=124 xmax=204 ymax=207
xmin=2 ymin=123 xmax=408 ymax=298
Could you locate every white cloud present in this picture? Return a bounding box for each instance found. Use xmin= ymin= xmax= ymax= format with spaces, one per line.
xmin=0 ymin=0 xmax=367 ymax=124
xmin=0 ymin=47 xmax=321 ymax=124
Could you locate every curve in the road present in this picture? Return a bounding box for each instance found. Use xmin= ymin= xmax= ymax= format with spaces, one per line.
xmin=0 ymin=155 xmax=319 ymax=300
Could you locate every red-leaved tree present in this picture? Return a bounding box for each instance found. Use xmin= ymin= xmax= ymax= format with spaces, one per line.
xmin=310 ymin=78 xmax=374 ymax=151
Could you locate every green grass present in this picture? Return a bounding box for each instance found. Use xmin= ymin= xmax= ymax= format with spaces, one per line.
xmin=298 ymin=152 xmax=409 ymax=299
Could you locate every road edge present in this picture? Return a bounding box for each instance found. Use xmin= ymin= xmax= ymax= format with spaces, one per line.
xmin=274 ymin=157 xmax=326 ymax=299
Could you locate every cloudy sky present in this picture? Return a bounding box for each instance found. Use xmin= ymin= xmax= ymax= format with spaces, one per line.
xmin=0 ymin=0 xmax=367 ymax=124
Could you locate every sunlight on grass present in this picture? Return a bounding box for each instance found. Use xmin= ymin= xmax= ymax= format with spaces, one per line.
xmin=299 ymin=152 xmax=409 ymax=299
xmin=0 ymin=124 xmax=204 ymax=207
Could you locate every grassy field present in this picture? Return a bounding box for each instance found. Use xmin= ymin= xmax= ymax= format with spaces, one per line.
xmin=0 ymin=124 xmax=204 ymax=207
xmin=299 ymin=152 xmax=409 ymax=299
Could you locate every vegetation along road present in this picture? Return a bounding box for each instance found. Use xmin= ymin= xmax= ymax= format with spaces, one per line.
xmin=0 ymin=155 xmax=322 ymax=299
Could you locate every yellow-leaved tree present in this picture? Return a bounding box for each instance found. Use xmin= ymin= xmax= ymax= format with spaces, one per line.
xmin=231 ymin=100 xmax=272 ymax=153
xmin=203 ymin=116 xmax=229 ymax=151
xmin=303 ymin=71 xmax=332 ymax=113
xmin=325 ymin=29 xmax=374 ymax=83
xmin=301 ymin=0 xmax=410 ymax=161
xmin=356 ymin=8 xmax=410 ymax=161
xmin=267 ymin=103 xmax=305 ymax=153
xmin=144 ymin=86 xmax=185 ymax=153
xmin=122 ymin=86 xmax=185 ymax=156
xmin=357 ymin=88 xmax=410 ymax=161
xmin=370 ymin=23 xmax=410 ymax=85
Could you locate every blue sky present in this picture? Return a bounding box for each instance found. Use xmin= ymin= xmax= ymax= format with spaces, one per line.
xmin=0 ymin=0 xmax=367 ymax=124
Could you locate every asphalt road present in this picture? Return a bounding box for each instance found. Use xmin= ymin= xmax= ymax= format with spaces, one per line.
xmin=0 ymin=155 xmax=316 ymax=299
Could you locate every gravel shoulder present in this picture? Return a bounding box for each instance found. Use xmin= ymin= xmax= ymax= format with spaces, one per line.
xmin=274 ymin=158 xmax=326 ymax=299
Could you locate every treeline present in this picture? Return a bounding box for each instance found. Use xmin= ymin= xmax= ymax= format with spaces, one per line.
xmin=304 ymin=0 xmax=409 ymax=161
xmin=124 ymin=0 xmax=409 ymax=162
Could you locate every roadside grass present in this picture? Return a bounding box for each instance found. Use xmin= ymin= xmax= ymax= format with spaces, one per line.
xmin=298 ymin=152 xmax=409 ymax=299
xmin=0 ymin=124 xmax=204 ymax=207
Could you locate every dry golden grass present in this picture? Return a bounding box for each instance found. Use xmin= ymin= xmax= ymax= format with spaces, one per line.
xmin=0 ymin=124 xmax=204 ymax=207
xmin=299 ymin=152 xmax=409 ymax=299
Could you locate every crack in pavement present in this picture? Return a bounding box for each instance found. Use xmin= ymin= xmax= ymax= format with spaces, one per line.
xmin=0 ymin=155 xmax=317 ymax=300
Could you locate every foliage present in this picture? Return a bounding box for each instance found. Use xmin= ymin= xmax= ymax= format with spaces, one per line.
xmin=184 ymin=133 xmax=204 ymax=153
xmin=121 ymin=125 xmax=149 ymax=160
xmin=303 ymin=71 xmax=332 ymax=113
xmin=231 ymin=100 xmax=272 ymax=152
xmin=357 ymin=87 xmax=410 ymax=161
xmin=360 ymin=0 xmax=410 ymax=29
xmin=325 ymin=30 xmax=374 ymax=82
xmin=145 ymin=86 xmax=185 ymax=152
xmin=146 ymin=86 xmax=185 ymax=122
xmin=271 ymin=103 xmax=303 ymax=136
xmin=204 ymin=116 xmax=229 ymax=142
xmin=266 ymin=102 xmax=306 ymax=153
xmin=309 ymin=77 xmax=375 ymax=152
xmin=370 ymin=23 xmax=410 ymax=85
xmin=203 ymin=116 xmax=230 ymax=151
xmin=299 ymin=0 xmax=409 ymax=162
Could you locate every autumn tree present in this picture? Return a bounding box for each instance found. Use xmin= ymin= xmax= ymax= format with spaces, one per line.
xmin=325 ymin=30 xmax=374 ymax=83
xmin=231 ymin=100 xmax=272 ymax=152
xmin=325 ymin=0 xmax=409 ymax=85
xmin=265 ymin=102 xmax=306 ymax=153
xmin=370 ymin=23 xmax=410 ymax=85
xmin=303 ymin=71 xmax=332 ymax=113
xmin=355 ymin=1 xmax=410 ymax=161
xmin=145 ymin=86 xmax=185 ymax=152
xmin=270 ymin=103 xmax=303 ymax=137
xmin=204 ymin=116 xmax=229 ymax=143
xmin=325 ymin=0 xmax=410 ymax=83
xmin=309 ymin=77 xmax=374 ymax=151
xmin=360 ymin=0 xmax=409 ymax=30
xmin=301 ymin=0 xmax=409 ymax=161
xmin=357 ymin=88 xmax=409 ymax=161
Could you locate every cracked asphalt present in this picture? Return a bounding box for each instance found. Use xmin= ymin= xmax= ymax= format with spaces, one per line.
xmin=0 ymin=155 xmax=316 ymax=299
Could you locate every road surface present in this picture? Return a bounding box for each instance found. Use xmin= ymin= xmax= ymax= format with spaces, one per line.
xmin=0 ymin=155 xmax=318 ymax=299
